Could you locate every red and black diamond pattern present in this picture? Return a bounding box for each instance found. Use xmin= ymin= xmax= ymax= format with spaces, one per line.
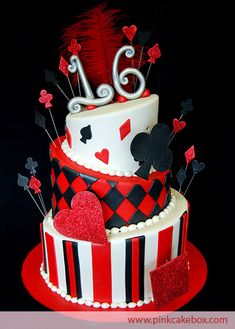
xmin=51 ymin=158 xmax=171 ymax=229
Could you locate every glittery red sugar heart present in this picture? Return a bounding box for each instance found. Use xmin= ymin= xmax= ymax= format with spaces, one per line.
xmin=122 ymin=25 xmax=137 ymax=42
xmin=173 ymin=118 xmax=186 ymax=133
xmin=95 ymin=148 xmax=109 ymax=164
xmin=54 ymin=191 xmax=108 ymax=245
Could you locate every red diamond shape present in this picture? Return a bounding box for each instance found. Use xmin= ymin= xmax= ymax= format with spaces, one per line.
xmin=138 ymin=194 xmax=155 ymax=217
xmin=71 ymin=176 xmax=88 ymax=192
xmin=115 ymin=182 xmax=133 ymax=196
xmin=57 ymin=172 xmax=70 ymax=193
xmin=52 ymin=193 xmax=57 ymax=210
xmin=150 ymin=253 xmax=190 ymax=309
xmin=100 ymin=201 xmax=114 ymax=223
xmin=91 ymin=179 xmax=112 ymax=198
xmin=58 ymin=196 xmax=69 ymax=210
xmin=119 ymin=119 xmax=131 ymax=141
xmin=116 ymin=199 xmax=136 ymax=222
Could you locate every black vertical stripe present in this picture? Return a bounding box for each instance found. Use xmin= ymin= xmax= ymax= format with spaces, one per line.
xmin=139 ymin=236 xmax=145 ymax=300
xmin=41 ymin=225 xmax=48 ymax=274
xmin=72 ymin=242 xmax=82 ymax=298
xmin=125 ymin=238 xmax=132 ymax=303
xmin=62 ymin=241 xmax=71 ymax=295
xmin=177 ymin=216 xmax=184 ymax=256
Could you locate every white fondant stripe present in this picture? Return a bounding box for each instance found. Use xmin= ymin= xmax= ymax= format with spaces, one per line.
xmin=111 ymin=240 xmax=126 ymax=303
xmin=171 ymin=218 xmax=180 ymax=259
xmin=54 ymin=238 xmax=67 ymax=293
xmin=144 ymin=233 xmax=158 ymax=299
xmin=77 ymin=241 xmax=93 ymax=301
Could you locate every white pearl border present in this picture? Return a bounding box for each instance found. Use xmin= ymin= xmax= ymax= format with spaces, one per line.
xmin=40 ymin=264 xmax=152 ymax=309
xmin=62 ymin=140 xmax=156 ymax=177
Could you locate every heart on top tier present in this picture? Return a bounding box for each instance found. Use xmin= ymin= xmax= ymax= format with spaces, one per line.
xmin=95 ymin=148 xmax=109 ymax=164
xmin=122 ymin=25 xmax=137 ymax=42
xmin=54 ymin=191 xmax=108 ymax=245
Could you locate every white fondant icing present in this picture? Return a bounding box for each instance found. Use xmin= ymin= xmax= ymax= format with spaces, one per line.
xmin=65 ymin=95 xmax=159 ymax=173
xmin=111 ymin=240 xmax=126 ymax=303
xmin=171 ymin=219 xmax=181 ymax=259
xmin=144 ymin=230 xmax=158 ymax=299
xmin=54 ymin=238 xmax=67 ymax=293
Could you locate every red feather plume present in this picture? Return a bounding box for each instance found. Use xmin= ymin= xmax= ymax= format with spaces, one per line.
xmin=60 ymin=3 xmax=148 ymax=89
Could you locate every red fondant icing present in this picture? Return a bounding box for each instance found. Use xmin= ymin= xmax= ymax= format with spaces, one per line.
xmin=157 ymin=226 xmax=173 ymax=267
xmin=45 ymin=233 xmax=58 ymax=286
xmin=92 ymin=243 xmax=112 ymax=303
xmin=95 ymin=148 xmax=109 ymax=164
xmin=117 ymin=95 xmax=128 ymax=103
xmin=65 ymin=242 xmax=77 ymax=297
xmin=86 ymin=105 xmax=97 ymax=110
xmin=132 ymin=238 xmax=140 ymax=303
xmin=150 ymin=253 xmax=190 ymax=309
xmin=119 ymin=119 xmax=131 ymax=141
xmin=181 ymin=211 xmax=189 ymax=254
xmin=138 ymin=194 xmax=156 ymax=217
xmin=57 ymin=172 xmax=70 ymax=193
xmin=65 ymin=127 xmax=72 ymax=148
xmin=116 ymin=199 xmax=136 ymax=222
xmin=59 ymin=56 xmax=69 ymax=77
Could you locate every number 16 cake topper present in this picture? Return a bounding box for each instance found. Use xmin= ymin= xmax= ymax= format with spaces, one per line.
xmin=67 ymin=45 xmax=146 ymax=114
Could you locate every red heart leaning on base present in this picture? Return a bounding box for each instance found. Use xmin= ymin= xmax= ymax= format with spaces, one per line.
xmin=122 ymin=25 xmax=137 ymax=42
xmin=54 ymin=191 xmax=108 ymax=245
xmin=173 ymin=118 xmax=186 ymax=133
xmin=95 ymin=148 xmax=109 ymax=164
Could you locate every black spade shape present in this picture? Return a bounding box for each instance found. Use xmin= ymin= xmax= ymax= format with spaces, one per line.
xmin=131 ymin=123 xmax=173 ymax=180
xmin=80 ymin=125 xmax=92 ymax=144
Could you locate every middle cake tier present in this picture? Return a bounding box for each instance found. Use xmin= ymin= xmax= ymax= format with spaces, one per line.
xmin=50 ymin=139 xmax=171 ymax=229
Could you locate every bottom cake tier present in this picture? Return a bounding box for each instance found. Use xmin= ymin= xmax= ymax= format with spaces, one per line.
xmin=40 ymin=189 xmax=189 ymax=309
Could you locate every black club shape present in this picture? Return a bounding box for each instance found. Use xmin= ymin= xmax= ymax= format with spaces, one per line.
xmin=130 ymin=123 xmax=173 ymax=180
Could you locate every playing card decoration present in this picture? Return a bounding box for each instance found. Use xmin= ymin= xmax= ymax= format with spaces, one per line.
xmin=45 ymin=68 xmax=69 ymax=101
xmin=185 ymin=145 xmax=195 ymax=165
xmin=80 ymin=125 xmax=92 ymax=144
xmin=29 ymin=176 xmax=41 ymax=194
xmin=131 ymin=123 xmax=173 ymax=180
xmin=34 ymin=111 xmax=56 ymax=147
xmin=122 ymin=25 xmax=137 ymax=42
xmin=180 ymin=98 xmax=194 ymax=116
xmin=95 ymin=148 xmax=109 ymax=164
xmin=183 ymin=160 xmax=206 ymax=196
xmin=176 ymin=167 xmax=187 ymax=192
xmin=59 ymin=56 xmax=75 ymax=97
xmin=137 ymin=30 xmax=151 ymax=46
xmin=39 ymin=89 xmax=61 ymax=146
xmin=17 ymin=174 xmax=44 ymax=217
xmin=68 ymin=39 xmax=81 ymax=56
xmin=25 ymin=157 xmax=38 ymax=175
xmin=54 ymin=191 xmax=108 ymax=244
xmin=146 ymin=43 xmax=161 ymax=81
xmin=173 ymin=119 xmax=186 ymax=134
xmin=150 ymin=253 xmax=190 ymax=309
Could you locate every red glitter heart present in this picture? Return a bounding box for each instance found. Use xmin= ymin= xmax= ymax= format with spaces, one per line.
xmin=122 ymin=25 xmax=137 ymax=42
xmin=95 ymin=148 xmax=109 ymax=164
xmin=173 ymin=118 xmax=186 ymax=133
xmin=54 ymin=191 xmax=108 ymax=244
xmin=150 ymin=253 xmax=190 ymax=309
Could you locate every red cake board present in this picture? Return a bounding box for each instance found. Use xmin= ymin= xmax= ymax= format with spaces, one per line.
xmin=21 ymin=241 xmax=207 ymax=321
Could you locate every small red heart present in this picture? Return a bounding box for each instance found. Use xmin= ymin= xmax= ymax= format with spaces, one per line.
xmin=117 ymin=95 xmax=128 ymax=103
xmin=54 ymin=191 xmax=108 ymax=244
xmin=173 ymin=118 xmax=186 ymax=133
xmin=141 ymin=89 xmax=151 ymax=98
xmin=95 ymin=148 xmax=109 ymax=164
xmin=122 ymin=25 xmax=137 ymax=42
xmin=86 ymin=105 xmax=97 ymax=110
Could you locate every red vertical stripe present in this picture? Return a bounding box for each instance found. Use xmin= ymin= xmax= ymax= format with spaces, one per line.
xmin=181 ymin=211 xmax=189 ymax=254
xmin=131 ymin=238 xmax=140 ymax=302
xmin=157 ymin=226 xmax=173 ymax=267
xmin=92 ymin=243 xmax=112 ymax=303
xmin=65 ymin=242 xmax=77 ymax=297
xmin=45 ymin=233 xmax=58 ymax=286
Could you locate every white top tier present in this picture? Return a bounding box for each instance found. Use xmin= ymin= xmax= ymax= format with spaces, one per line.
xmin=65 ymin=94 xmax=159 ymax=175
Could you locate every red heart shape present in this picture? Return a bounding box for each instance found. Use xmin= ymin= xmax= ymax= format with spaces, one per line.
xmin=54 ymin=191 xmax=108 ymax=245
xmin=173 ymin=118 xmax=186 ymax=133
xmin=122 ymin=25 xmax=137 ymax=42
xmin=95 ymin=148 xmax=109 ymax=164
